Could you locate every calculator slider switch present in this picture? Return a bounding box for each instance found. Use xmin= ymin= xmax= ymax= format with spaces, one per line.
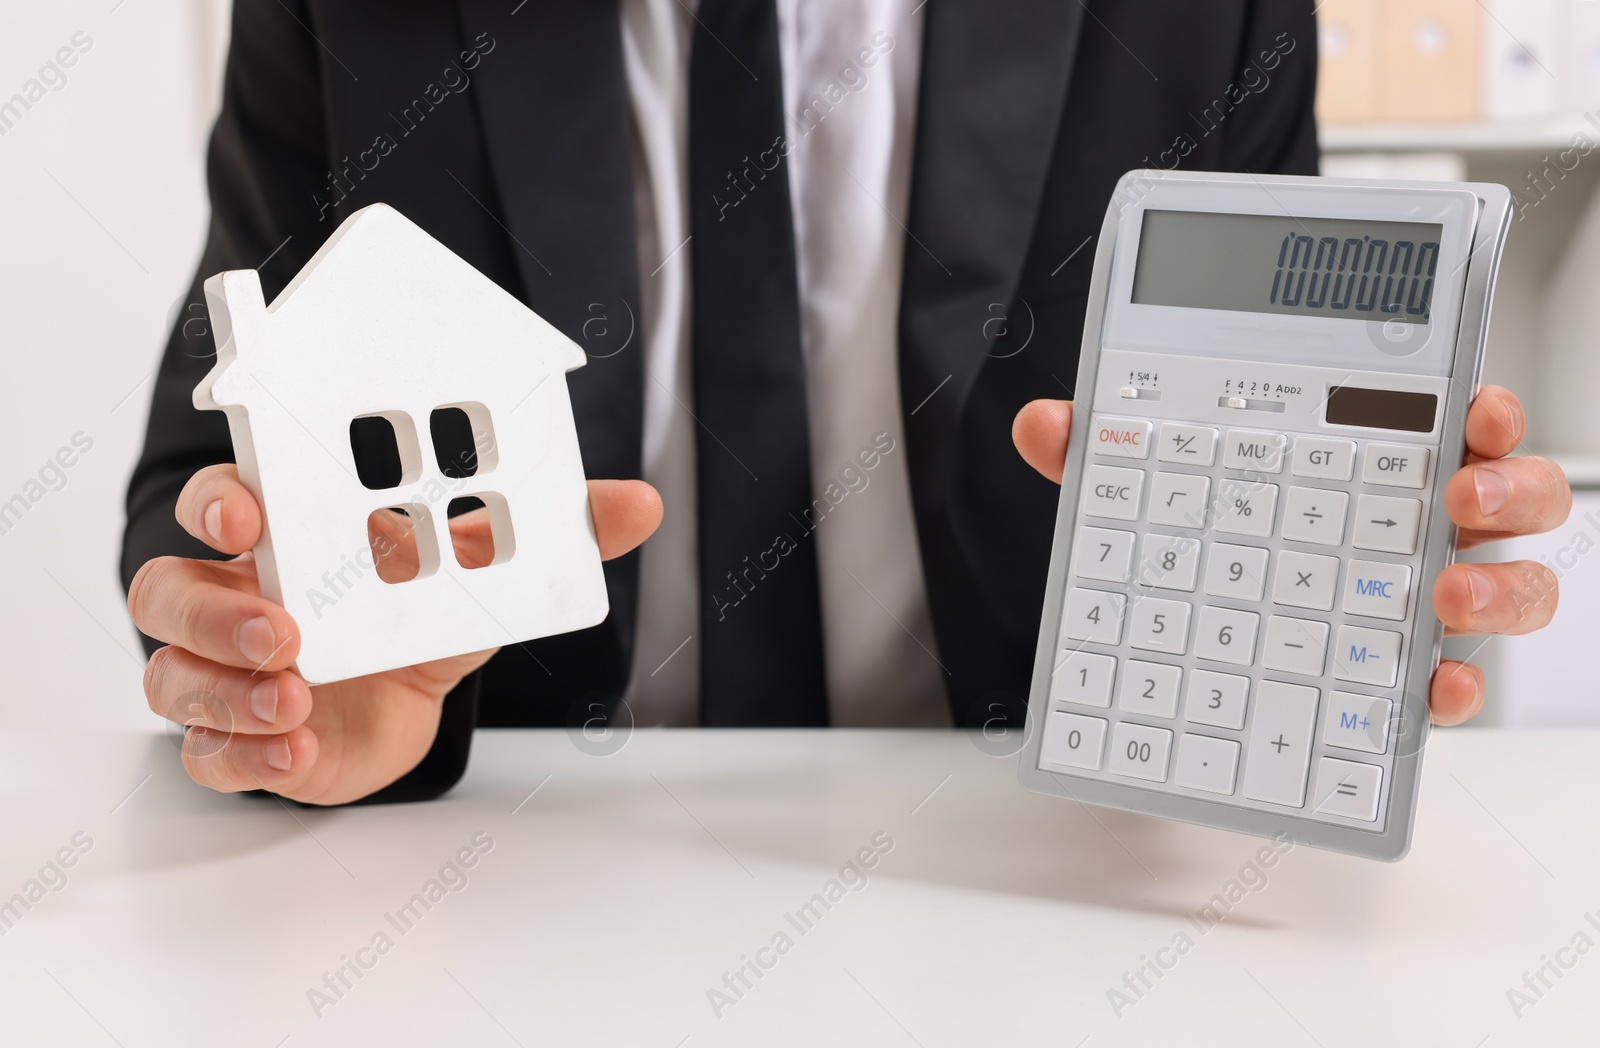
xmin=1216 ymin=396 xmax=1287 ymax=413
xmin=1119 ymin=386 xmax=1162 ymax=401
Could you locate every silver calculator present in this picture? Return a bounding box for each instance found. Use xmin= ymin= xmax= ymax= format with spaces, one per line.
xmin=1019 ymin=170 xmax=1511 ymax=860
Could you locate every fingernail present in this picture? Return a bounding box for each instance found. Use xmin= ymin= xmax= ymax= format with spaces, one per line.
xmin=249 ymin=678 xmax=279 ymax=725
xmin=1467 ymin=567 xmax=1495 ymax=614
xmin=203 ymin=499 xmax=224 ymax=544
xmin=236 ymin=616 xmax=276 ymax=665
xmin=1475 ymin=467 xmax=1510 ymax=517
xmin=264 ymin=736 xmax=292 ymax=772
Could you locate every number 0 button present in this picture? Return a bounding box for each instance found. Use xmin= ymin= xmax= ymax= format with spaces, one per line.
xmin=1040 ymin=712 xmax=1108 ymax=771
xmin=1109 ymin=722 xmax=1173 ymax=782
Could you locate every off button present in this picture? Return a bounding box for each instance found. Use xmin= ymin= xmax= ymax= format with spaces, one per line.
xmin=1362 ymin=443 xmax=1429 ymax=489
xmin=1090 ymin=416 xmax=1152 ymax=460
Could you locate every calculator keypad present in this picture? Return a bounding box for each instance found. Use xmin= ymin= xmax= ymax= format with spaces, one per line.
xmin=1042 ymin=413 xmax=1436 ymax=831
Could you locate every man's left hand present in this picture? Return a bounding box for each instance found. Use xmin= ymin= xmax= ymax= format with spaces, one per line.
xmin=1012 ymin=385 xmax=1571 ymax=726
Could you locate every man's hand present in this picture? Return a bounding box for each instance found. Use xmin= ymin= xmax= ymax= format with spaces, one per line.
xmin=129 ymin=465 xmax=662 ymax=804
xmin=1012 ymin=386 xmax=1570 ymax=726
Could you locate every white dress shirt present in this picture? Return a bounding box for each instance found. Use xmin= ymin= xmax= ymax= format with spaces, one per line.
xmin=618 ymin=0 xmax=949 ymax=727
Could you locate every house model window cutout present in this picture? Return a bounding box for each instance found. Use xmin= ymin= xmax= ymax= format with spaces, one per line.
xmin=194 ymin=203 xmax=608 ymax=684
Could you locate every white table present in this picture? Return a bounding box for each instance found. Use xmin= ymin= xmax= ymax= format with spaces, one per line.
xmin=0 ymin=728 xmax=1593 ymax=1046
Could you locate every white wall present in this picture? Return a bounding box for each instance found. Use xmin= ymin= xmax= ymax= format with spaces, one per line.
xmin=0 ymin=1 xmax=228 ymax=730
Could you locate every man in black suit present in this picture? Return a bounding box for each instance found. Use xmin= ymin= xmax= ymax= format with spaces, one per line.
xmin=123 ymin=0 xmax=1570 ymax=804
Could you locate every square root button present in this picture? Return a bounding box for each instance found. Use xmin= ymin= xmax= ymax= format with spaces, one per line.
xmin=1311 ymin=757 xmax=1383 ymax=822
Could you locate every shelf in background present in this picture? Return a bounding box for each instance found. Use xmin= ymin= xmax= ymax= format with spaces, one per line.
xmin=1321 ymin=118 xmax=1598 ymax=154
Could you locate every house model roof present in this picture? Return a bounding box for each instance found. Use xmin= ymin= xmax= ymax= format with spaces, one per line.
xmin=191 ymin=203 xmax=607 ymax=684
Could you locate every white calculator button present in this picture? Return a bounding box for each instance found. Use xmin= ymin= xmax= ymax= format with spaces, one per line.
xmin=1362 ymin=443 xmax=1430 ymax=489
xmin=1090 ymin=416 xmax=1153 ymax=460
xmin=1242 ymin=680 xmax=1319 ymax=807
xmin=1147 ymin=472 xmax=1211 ymax=529
xmin=1136 ymin=534 xmax=1201 ymax=591
xmin=1223 ymin=429 xmax=1287 ymax=473
xmin=1174 ymin=733 xmax=1240 ymax=794
xmin=1280 ymin=486 xmax=1348 ymax=546
xmin=1261 ymin=616 xmax=1330 ymax=676
xmin=1291 ymin=437 xmax=1356 ymax=481
xmin=1271 ymin=550 xmax=1340 ymax=612
xmin=1323 ymin=692 xmax=1393 ymax=754
xmin=1040 ymin=712 xmax=1108 ymax=771
xmin=1074 ymin=527 xmax=1135 ymax=583
xmin=1192 ymin=606 xmax=1259 ymax=666
xmin=1341 ymin=559 xmax=1412 ymax=621
xmin=1185 ymin=669 xmax=1250 ymax=729
xmin=1109 ymin=722 xmax=1173 ymax=782
xmin=1128 ymin=597 xmax=1191 ymax=655
xmin=1157 ymin=423 xmax=1218 ymax=466
xmin=1310 ymin=757 xmax=1383 ymax=821
xmin=1333 ymin=625 xmax=1402 ymax=687
xmin=1214 ymin=479 xmax=1278 ymax=537
xmin=1083 ymin=465 xmax=1144 ymax=521
xmin=1202 ymin=542 xmax=1270 ymax=600
xmin=1061 ymin=588 xmax=1127 ymax=645
xmin=1051 ymin=650 xmax=1117 ymax=708
xmin=1118 ymin=659 xmax=1182 ymax=718
xmin=1352 ymin=494 xmax=1423 ymax=555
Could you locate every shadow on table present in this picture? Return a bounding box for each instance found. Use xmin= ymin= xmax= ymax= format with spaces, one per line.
xmin=106 ymin=734 xmax=306 ymax=872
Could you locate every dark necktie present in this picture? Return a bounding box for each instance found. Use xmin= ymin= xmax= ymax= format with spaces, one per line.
xmin=688 ymin=0 xmax=829 ymax=725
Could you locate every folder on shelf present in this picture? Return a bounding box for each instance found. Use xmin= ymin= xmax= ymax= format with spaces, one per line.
xmin=1482 ymin=0 xmax=1563 ymax=119
xmin=1567 ymin=1 xmax=1600 ymax=116
xmin=1317 ymin=0 xmax=1379 ymax=124
xmin=1377 ymin=0 xmax=1480 ymax=122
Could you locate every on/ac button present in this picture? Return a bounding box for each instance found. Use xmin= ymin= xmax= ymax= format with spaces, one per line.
xmin=1090 ymin=416 xmax=1152 ymax=460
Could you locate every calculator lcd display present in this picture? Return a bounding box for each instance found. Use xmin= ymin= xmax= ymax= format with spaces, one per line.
xmin=1131 ymin=210 xmax=1446 ymax=325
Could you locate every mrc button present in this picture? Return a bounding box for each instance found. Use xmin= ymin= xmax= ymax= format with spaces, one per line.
xmin=1090 ymin=416 xmax=1152 ymax=459
xmin=1361 ymin=443 xmax=1429 ymax=489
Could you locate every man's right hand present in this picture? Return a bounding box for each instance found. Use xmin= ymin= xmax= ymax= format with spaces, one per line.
xmin=129 ymin=464 xmax=663 ymax=805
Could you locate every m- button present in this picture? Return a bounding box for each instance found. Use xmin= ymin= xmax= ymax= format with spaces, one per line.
xmin=1090 ymin=416 xmax=1153 ymax=460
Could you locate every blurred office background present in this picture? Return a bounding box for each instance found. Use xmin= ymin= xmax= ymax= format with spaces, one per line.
xmin=0 ymin=1 xmax=1595 ymax=732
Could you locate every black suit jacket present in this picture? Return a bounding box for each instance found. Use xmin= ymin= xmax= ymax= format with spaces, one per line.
xmin=122 ymin=0 xmax=1319 ymax=800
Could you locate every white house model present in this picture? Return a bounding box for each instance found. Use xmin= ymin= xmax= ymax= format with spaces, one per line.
xmin=194 ymin=203 xmax=607 ymax=684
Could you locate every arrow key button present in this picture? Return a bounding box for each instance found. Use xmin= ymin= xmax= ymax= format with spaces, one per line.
xmin=1353 ymin=493 xmax=1423 ymax=555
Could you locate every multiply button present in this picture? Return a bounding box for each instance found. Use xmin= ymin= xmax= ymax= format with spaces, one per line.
xmin=1224 ymin=429 xmax=1287 ymax=473
xmin=1362 ymin=443 xmax=1429 ymax=489
xmin=1091 ymin=416 xmax=1153 ymax=460
xmin=1083 ymin=465 xmax=1144 ymax=521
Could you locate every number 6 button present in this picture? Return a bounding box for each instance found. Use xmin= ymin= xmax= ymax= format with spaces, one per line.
xmin=1193 ymin=606 xmax=1259 ymax=666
